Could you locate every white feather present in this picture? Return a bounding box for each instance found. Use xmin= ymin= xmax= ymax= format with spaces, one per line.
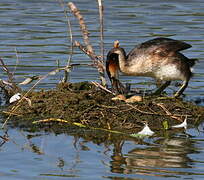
xmin=9 ymin=93 xmax=21 ymax=103
xmin=172 ymin=117 xmax=187 ymax=130
xmin=138 ymin=123 xmax=154 ymax=136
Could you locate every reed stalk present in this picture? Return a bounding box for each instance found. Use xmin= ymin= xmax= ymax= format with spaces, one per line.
xmin=68 ymin=2 xmax=106 ymax=86
xmin=59 ymin=0 xmax=74 ymax=82
xmin=98 ymin=0 xmax=104 ymax=61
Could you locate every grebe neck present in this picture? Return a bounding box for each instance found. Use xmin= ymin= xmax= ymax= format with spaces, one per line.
xmin=114 ymin=48 xmax=127 ymax=72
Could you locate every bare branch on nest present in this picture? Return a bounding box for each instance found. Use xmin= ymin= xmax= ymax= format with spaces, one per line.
xmin=97 ymin=0 xmax=106 ymax=86
xmin=68 ymin=2 xmax=94 ymax=54
xmin=68 ymin=2 xmax=106 ymax=86
xmin=91 ymin=81 xmax=115 ymax=95
xmin=0 ymin=58 xmax=13 ymax=82
xmin=74 ymin=41 xmax=99 ymax=63
xmin=125 ymin=103 xmax=191 ymax=121
xmin=0 ymin=58 xmax=21 ymax=98
xmin=12 ymin=47 xmax=20 ymax=78
xmin=98 ymin=0 xmax=104 ymax=61
xmin=59 ymin=0 xmax=74 ymax=82
xmin=156 ymin=103 xmax=184 ymax=122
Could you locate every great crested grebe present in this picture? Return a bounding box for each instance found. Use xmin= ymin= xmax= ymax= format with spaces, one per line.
xmin=106 ymin=38 xmax=196 ymax=97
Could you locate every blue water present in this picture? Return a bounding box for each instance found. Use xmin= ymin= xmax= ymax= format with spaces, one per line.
xmin=0 ymin=0 xmax=204 ymax=179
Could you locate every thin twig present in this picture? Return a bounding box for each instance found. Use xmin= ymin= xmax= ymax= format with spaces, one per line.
xmin=12 ymin=47 xmax=20 ymax=78
xmin=125 ymin=103 xmax=191 ymax=120
xmin=74 ymin=41 xmax=99 ymax=63
xmin=2 ymin=111 xmax=22 ymax=116
xmin=97 ymin=0 xmax=106 ymax=86
xmin=59 ymin=0 xmax=74 ymax=82
xmin=156 ymin=103 xmax=183 ymax=121
xmin=0 ymin=58 xmax=13 ymax=82
xmin=0 ymin=131 xmax=9 ymax=147
xmin=74 ymin=40 xmax=106 ymax=86
xmin=91 ymin=81 xmax=114 ymax=95
xmin=0 ymin=58 xmax=21 ymax=96
xmin=70 ymin=63 xmax=95 ymax=67
xmin=98 ymin=0 xmax=104 ymax=61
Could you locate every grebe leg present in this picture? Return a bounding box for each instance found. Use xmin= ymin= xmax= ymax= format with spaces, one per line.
xmin=153 ymin=81 xmax=171 ymax=95
xmin=111 ymin=78 xmax=126 ymax=94
xmin=174 ymin=80 xmax=188 ymax=98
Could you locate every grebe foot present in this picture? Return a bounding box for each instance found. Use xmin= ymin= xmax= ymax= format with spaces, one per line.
xmin=112 ymin=79 xmax=127 ymax=95
xmin=173 ymin=80 xmax=188 ymax=98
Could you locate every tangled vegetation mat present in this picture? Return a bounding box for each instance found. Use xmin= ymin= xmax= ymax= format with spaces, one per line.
xmin=2 ymin=81 xmax=204 ymax=137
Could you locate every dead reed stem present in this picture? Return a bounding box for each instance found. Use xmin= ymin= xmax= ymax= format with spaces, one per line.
xmin=12 ymin=47 xmax=20 ymax=78
xmin=125 ymin=103 xmax=191 ymax=121
xmin=0 ymin=58 xmax=21 ymax=95
xmin=74 ymin=41 xmax=98 ymax=63
xmin=98 ymin=0 xmax=104 ymax=61
xmin=91 ymin=81 xmax=114 ymax=95
xmin=0 ymin=58 xmax=13 ymax=82
xmin=97 ymin=0 xmax=106 ymax=86
xmin=68 ymin=2 xmax=94 ymax=54
xmin=68 ymin=2 xmax=107 ymax=86
xmin=58 ymin=0 xmax=74 ymax=82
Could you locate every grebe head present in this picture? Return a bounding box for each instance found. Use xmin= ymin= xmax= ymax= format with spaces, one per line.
xmin=110 ymin=40 xmax=127 ymax=57
xmin=106 ymin=40 xmax=126 ymax=94
xmin=111 ymin=42 xmax=126 ymax=57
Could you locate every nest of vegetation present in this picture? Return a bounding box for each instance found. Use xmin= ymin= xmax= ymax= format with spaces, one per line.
xmin=3 ymin=81 xmax=204 ymax=136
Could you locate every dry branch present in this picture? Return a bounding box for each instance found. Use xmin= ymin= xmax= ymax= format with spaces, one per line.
xmin=0 ymin=58 xmax=13 ymax=82
xmin=91 ymin=81 xmax=114 ymax=95
xmin=68 ymin=2 xmax=106 ymax=86
xmin=74 ymin=41 xmax=98 ymax=64
xmin=156 ymin=103 xmax=183 ymax=121
xmin=125 ymin=103 xmax=191 ymax=121
xmin=0 ymin=58 xmax=21 ymax=97
xmin=68 ymin=2 xmax=94 ymax=54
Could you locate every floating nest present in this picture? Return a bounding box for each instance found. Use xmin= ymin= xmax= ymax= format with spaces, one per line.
xmin=2 ymin=81 xmax=204 ymax=137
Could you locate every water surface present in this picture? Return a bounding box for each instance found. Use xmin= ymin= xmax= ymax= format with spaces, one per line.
xmin=0 ymin=0 xmax=204 ymax=179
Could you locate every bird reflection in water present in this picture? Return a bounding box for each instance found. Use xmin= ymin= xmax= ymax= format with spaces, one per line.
xmin=110 ymin=137 xmax=194 ymax=177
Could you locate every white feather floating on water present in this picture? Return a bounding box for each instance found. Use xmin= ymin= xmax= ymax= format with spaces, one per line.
xmin=9 ymin=93 xmax=21 ymax=103
xmin=137 ymin=122 xmax=155 ymax=136
xmin=172 ymin=116 xmax=187 ymax=130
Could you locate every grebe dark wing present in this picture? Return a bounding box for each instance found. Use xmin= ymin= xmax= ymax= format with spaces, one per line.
xmin=136 ymin=38 xmax=191 ymax=50
xmin=127 ymin=37 xmax=191 ymax=59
